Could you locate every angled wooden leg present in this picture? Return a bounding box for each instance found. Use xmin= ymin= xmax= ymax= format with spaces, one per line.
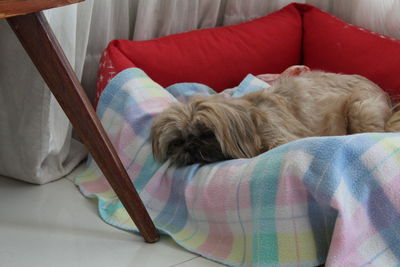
xmin=7 ymin=12 xmax=160 ymax=243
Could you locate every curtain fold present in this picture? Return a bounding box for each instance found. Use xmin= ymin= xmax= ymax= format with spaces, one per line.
xmin=0 ymin=5 xmax=88 ymax=184
xmin=1 ymin=0 xmax=399 ymax=183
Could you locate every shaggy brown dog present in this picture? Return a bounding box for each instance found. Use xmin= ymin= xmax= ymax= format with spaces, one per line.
xmin=151 ymin=71 xmax=400 ymax=166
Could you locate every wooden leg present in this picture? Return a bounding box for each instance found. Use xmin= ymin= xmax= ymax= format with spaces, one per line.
xmin=7 ymin=12 xmax=160 ymax=243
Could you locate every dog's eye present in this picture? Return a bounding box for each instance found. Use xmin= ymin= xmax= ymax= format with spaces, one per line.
xmin=200 ymin=131 xmax=214 ymax=139
xmin=171 ymin=139 xmax=184 ymax=147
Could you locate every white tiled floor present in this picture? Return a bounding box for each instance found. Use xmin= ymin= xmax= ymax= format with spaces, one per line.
xmin=0 ymin=165 xmax=223 ymax=267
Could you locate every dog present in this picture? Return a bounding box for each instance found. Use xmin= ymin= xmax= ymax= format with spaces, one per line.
xmin=151 ymin=69 xmax=400 ymax=166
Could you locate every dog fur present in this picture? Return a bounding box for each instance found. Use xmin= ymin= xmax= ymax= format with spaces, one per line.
xmin=151 ymin=71 xmax=400 ymax=166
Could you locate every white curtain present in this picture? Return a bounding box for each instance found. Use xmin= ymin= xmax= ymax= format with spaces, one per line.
xmin=1 ymin=0 xmax=399 ymax=183
xmin=0 ymin=4 xmax=88 ymax=184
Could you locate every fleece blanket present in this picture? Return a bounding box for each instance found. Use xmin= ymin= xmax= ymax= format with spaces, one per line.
xmin=75 ymin=68 xmax=400 ymax=267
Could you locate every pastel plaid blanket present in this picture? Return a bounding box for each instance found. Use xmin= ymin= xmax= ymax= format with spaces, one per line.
xmin=75 ymin=68 xmax=400 ymax=266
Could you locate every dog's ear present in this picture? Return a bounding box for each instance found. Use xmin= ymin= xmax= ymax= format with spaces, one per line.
xmin=150 ymin=114 xmax=167 ymax=162
xmin=150 ymin=102 xmax=188 ymax=163
xmin=206 ymin=101 xmax=264 ymax=159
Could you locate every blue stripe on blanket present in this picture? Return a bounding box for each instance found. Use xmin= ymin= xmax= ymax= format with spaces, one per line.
xmin=301 ymin=135 xmax=376 ymax=206
xmin=97 ymin=69 xmax=139 ymax=118
xmin=368 ymin=184 xmax=400 ymax=260
xmin=154 ymin=169 xmax=189 ymax=234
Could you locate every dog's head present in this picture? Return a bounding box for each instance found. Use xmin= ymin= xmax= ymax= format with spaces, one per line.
xmin=150 ymin=96 xmax=265 ymax=166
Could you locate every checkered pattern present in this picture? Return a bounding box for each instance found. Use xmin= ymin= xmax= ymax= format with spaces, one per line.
xmin=75 ymin=68 xmax=400 ymax=266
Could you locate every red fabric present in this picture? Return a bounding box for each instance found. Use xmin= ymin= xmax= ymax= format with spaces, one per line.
xmin=302 ymin=6 xmax=400 ymax=98
xmin=95 ymin=3 xmax=400 ymax=106
xmin=95 ymin=44 xmax=137 ymax=103
xmin=95 ymin=4 xmax=303 ymax=105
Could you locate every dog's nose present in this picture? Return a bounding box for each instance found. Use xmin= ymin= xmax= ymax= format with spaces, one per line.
xmin=184 ymin=143 xmax=198 ymax=153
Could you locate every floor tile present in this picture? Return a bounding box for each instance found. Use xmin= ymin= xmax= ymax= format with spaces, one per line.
xmin=0 ymin=169 xmax=203 ymax=267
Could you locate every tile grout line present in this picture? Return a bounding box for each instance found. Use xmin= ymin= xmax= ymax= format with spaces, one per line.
xmin=169 ymin=256 xmax=201 ymax=267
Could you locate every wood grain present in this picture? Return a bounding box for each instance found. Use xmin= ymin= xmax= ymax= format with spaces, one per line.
xmin=6 ymin=12 xmax=160 ymax=243
xmin=0 ymin=0 xmax=83 ymax=18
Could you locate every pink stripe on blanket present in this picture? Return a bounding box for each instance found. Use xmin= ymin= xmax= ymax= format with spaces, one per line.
xmin=326 ymin=205 xmax=376 ymax=266
xmin=276 ymin=175 xmax=308 ymax=205
xmin=382 ymin=175 xmax=400 ymax=210
xmin=112 ymin=126 xmax=137 ymax=153
xmin=138 ymin=98 xmax=175 ymax=114
xmin=191 ymin=166 xmax=248 ymax=258
xmin=143 ymin=172 xmax=173 ymax=203
xmin=188 ymin=166 xmax=251 ymax=211
xmin=197 ymin=222 xmax=234 ymax=259
xmin=81 ymin=177 xmax=111 ymax=194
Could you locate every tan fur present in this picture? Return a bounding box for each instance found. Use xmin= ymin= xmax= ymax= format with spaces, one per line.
xmin=151 ymin=71 xmax=400 ymax=166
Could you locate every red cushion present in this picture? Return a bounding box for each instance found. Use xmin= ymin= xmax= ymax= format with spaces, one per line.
xmin=95 ymin=44 xmax=137 ymax=103
xmin=96 ymin=3 xmax=400 ymax=106
xmin=302 ymin=5 xmax=400 ymax=98
xmin=95 ymin=4 xmax=303 ymax=105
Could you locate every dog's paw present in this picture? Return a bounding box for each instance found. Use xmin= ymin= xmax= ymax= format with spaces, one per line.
xmin=282 ymin=65 xmax=311 ymax=76
xmin=256 ymin=65 xmax=311 ymax=84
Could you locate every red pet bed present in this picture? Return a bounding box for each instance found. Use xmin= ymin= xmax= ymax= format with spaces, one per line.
xmin=95 ymin=3 xmax=400 ymax=106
